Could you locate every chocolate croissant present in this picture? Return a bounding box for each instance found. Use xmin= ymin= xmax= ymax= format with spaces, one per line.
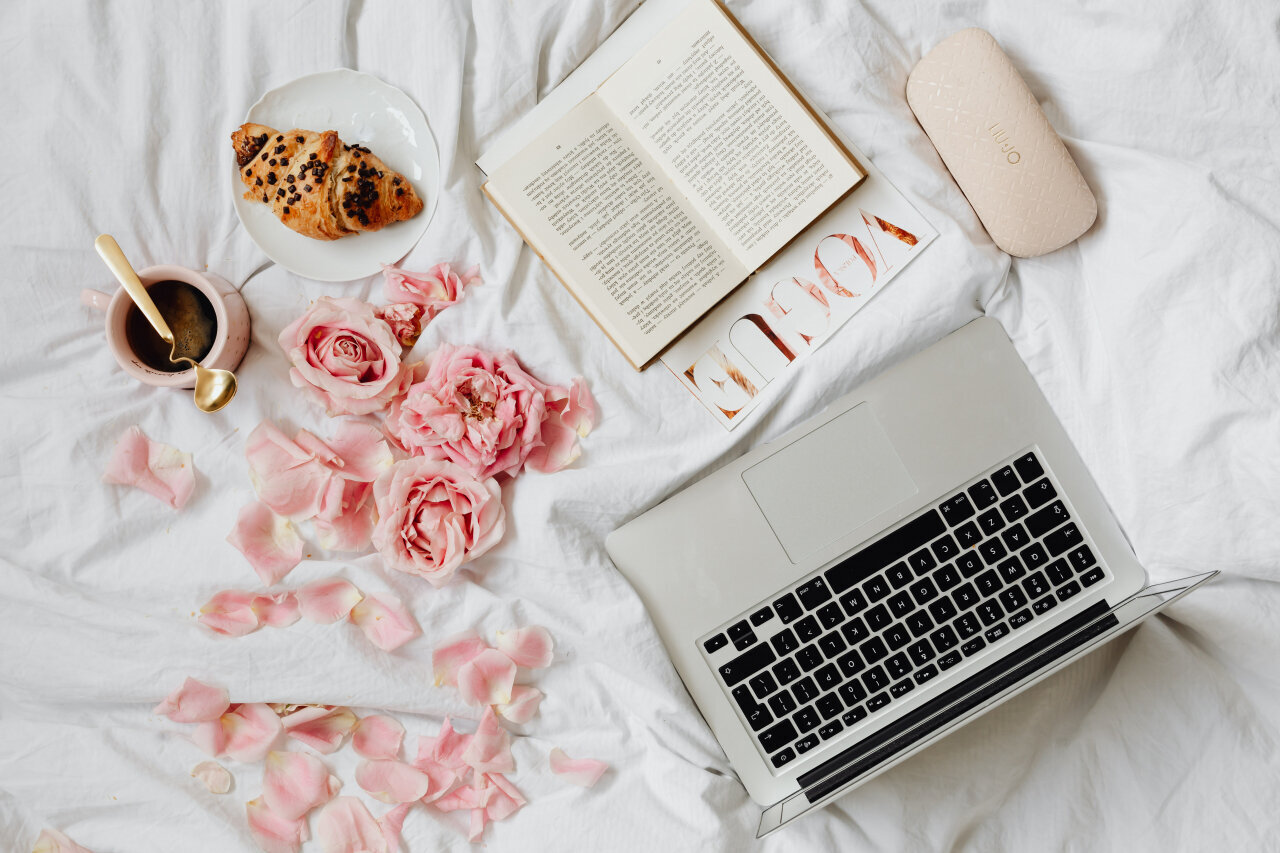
xmin=231 ymin=123 xmax=424 ymax=241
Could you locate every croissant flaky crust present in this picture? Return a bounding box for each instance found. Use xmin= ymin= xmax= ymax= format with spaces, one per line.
xmin=231 ymin=123 xmax=424 ymax=241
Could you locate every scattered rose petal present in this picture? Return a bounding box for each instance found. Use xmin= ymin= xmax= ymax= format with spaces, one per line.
xmin=227 ymin=501 xmax=305 ymax=585
xmin=430 ymin=718 xmax=471 ymax=771
xmin=494 ymin=626 xmax=554 ymax=669
xmin=381 ymin=261 xmax=481 ymax=317
xmin=496 ymin=686 xmax=544 ymax=725
xmin=324 ymin=421 xmax=397 ymax=482
xmin=461 ymin=707 xmax=514 ymax=775
xmin=409 ymin=738 xmax=456 ymax=803
xmin=356 ymin=759 xmax=431 ymax=804
xmin=246 ymin=796 xmax=310 ymax=853
xmin=431 ymin=632 xmax=489 ymax=687
xmin=350 ymin=593 xmax=420 ymax=652
xmin=297 ymin=577 xmax=364 ymax=624
xmin=192 ymin=719 xmax=228 ymax=757
xmin=281 ymin=706 xmax=358 ymax=754
xmin=469 ymin=807 xmax=487 ymax=842
xmin=191 ymin=760 xmax=232 ymax=794
xmin=457 ymin=649 xmax=517 ymax=706
xmin=353 ymin=714 xmax=406 ymax=760
xmin=483 ymin=772 xmax=526 ymax=821
xmin=102 ymin=425 xmax=196 ymax=509
xmin=314 ymin=797 xmax=388 ymax=853
xmin=31 ymin=828 xmax=94 ymax=853
xmin=252 ymin=592 xmax=301 ymax=628
xmin=378 ymin=802 xmax=413 ymax=851
xmin=526 ymin=377 xmax=597 ymax=473
xmin=198 ymin=589 xmax=261 ymax=637
xmin=432 ymin=783 xmax=485 ymax=813
xmin=549 ymin=747 xmax=608 ymax=788
xmin=263 ymin=751 xmax=338 ymax=820
xmin=313 ymin=480 xmax=376 ymax=552
xmin=245 ymin=422 xmax=332 ymax=519
xmin=153 ymin=677 xmax=230 ymax=723
xmin=223 ymin=703 xmax=283 ymax=763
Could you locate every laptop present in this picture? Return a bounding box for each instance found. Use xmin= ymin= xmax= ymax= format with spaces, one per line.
xmin=606 ymin=317 xmax=1215 ymax=836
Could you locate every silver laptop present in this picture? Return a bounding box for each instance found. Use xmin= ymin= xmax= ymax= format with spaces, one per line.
xmin=606 ymin=317 xmax=1214 ymax=836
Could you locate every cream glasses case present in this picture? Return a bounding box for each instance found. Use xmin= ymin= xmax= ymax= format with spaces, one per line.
xmin=906 ymin=28 xmax=1097 ymax=258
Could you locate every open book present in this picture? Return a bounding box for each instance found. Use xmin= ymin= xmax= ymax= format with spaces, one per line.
xmin=481 ymin=0 xmax=866 ymax=369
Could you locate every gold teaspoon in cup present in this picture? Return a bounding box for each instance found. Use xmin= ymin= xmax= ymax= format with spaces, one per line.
xmin=94 ymin=234 xmax=238 ymax=412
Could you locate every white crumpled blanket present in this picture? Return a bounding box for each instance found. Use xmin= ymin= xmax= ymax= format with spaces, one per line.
xmin=1 ymin=0 xmax=1278 ymax=850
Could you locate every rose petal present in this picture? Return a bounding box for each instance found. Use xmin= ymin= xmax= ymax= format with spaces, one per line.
xmin=356 ymin=759 xmax=431 ymax=804
xmin=250 ymin=592 xmax=301 ymax=628
xmin=483 ymin=772 xmax=525 ymax=821
xmin=102 ymin=425 xmax=195 ymax=509
xmin=431 ymin=632 xmax=489 ymax=687
xmin=198 ymin=590 xmax=261 ymax=637
xmin=245 ymin=421 xmax=332 ymax=519
xmin=281 ymin=706 xmax=358 ymax=754
xmin=192 ymin=719 xmax=228 ymax=757
xmin=227 ymin=502 xmax=305 ymax=585
xmin=409 ymin=737 xmax=457 ymax=803
xmin=562 ymin=376 xmax=597 ymax=437
xmin=153 ymin=677 xmax=229 ymax=723
xmin=296 ymin=577 xmax=364 ymax=624
xmin=314 ymin=797 xmax=388 ymax=853
xmin=494 ymin=626 xmax=554 ymax=669
xmin=246 ymin=796 xmax=310 ymax=853
xmin=469 ymin=807 xmax=487 ymax=843
xmin=431 ymin=783 xmax=485 ymax=812
xmin=457 ymin=649 xmax=517 ymax=706
xmin=349 ymin=593 xmax=420 ymax=652
xmin=353 ymin=714 xmax=405 ymax=760
xmin=496 ymin=686 xmax=544 ymax=724
xmin=324 ymin=420 xmax=396 ymax=483
xmin=191 ymin=760 xmax=232 ymax=794
xmin=222 ymin=703 xmax=283 ymax=763
xmin=378 ymin=802 xmax=412 ymax=851
xmin=429 ymin=718 xmax=471 ymax=772
xmin=549 ymin=747 xmax=608 ymax=788
xmin=31 ymin=828 xmax=94 ymax=853
xmin=313 ymin=480 xmax=376 ymax=552
xmin=460 ymin=707 xmax=514 ymax=775
xmin=262 ymin=751 xmax=337 ymax=820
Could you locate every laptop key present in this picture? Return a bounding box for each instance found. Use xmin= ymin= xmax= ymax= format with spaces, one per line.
xmin=757 ymin=719 xmax=797 ymax=753
xmin=1068 ymin=545 xmax=1097 ymax=573
xmin=885 ymin=653 xmax=912 ymax=679
xmin=1081 ymin=567 xmax=1106 ymax=587
xmin=1057 ymin=581 xmax=1082 ymax=601
xmin=797 ymin=645 xmax=824 ymax=671
xmin=794 ymin=706 xmax=821 ymax=733
xmin=999 ymin=494 xmax=1028 ymax=521
xmin=953 ymin=582 xmax=980 ymax=610
xmin=979 ymin=538 xmax=1007 ymax=565
xmin=732 ymin=630 xmax=757 ymax=651
xmin=913 ymin=663 xmax=939 ymax=685
xmin=866 ymin=604 xmax=892 ymax=632
xmin=910 ymin=577 xmax=939 ymax=606
xmin=935 ymin=563 xmax=961 ymax=591
xmin=839 ymin=679 xmax=867 ymax=706
xmin=727 ymin=620 xmax=752 ymax=641
xmin=955 ymin=612 xmax=981 ymax=639
xmin=997 ymin=555 xmax=1026 ymax=583
xmin=866 ymin=692 xmax=891 ymax=712
xmin=1032 ymin=595 xmax=1057 ymax=615
xmin=1008 ymin=609 xmax=1033 ymax=629
xmin=795 ymin=733 xmax=821 ymax=753
xmin=956 ymin=552 xmax=984 ymax=577
xmin=703 ymin=634 xmax=727 ymax=654
xmin=929 ymin=596 xmax=958 ymax=624
xmin=793 ymin=678 xmax=820 ymax=705
xmin=906 ymin=610 xmax=934 ymax=638
xmin=884 ymin=624 xmax=911 ymax=650
xmin=1014 ymin=452 xmax=1044 ymax=482
xmin=890 ymin=678 xmax=915 ymax=698
xmin=841 ymin=617 xmax=869 ymax=645
xmin=819 ymin=720 xmax=844 ymax=740
xmin=864 ymin=576 xmax=891 ymax=602
xmin=771 ymin=628 xmax=799 ymax=655
xmin=751 ymin=607 xmax=775 ymax=627
xmin=888 ymin=591 xmax=914 ymax=619
xmin=939 ymin=492 xmax=976 ymax=525
xmin=1000 ymin=585 xmax=1029 ymax=612
xmin=840 ymin=588 xmax=868 ymax=616
xmin=860 ymin=636 xmax=888 ymax=664
xmin=887 ymin=561 xmax=914 ymax=588
xmin=907 ymin=638 xmax=935 ymax=666
xmin=819 ymin=631 xmax=847 ymax=659
xmin=817 ymin=603 xmax=845 ymax=630
xmin=718 ymin=644 xmax=775 ymax=686
xmin=732 ymin=686 xmax=756 ymax=715
xmin=750 ymin=672 xmax=778 ymax=699
xmin=774 ymin=593 xmax=803 ymax=623
xmin=824 ymin=510 xmax=946 ymax=593
xmin=837 ymin=650 xmax=865 ymax=678
xmin=907 ymin=549 xmax=936 ymax=576
xmin=772 ymin=658 xmax=800 ymax=685
xmin=1025 ymin=500 xmax=1070 ymax=538
xmin=746 ymin=705 xmax=773 ymax=731
xmin=1044 ymin=523 xmax=1083 ymax=556
xmin=1020 ymin=541 xmax=1049 ymax=571
xmin=978 ymin=508 xmax=1005 ymax=536
xmin=975 ymin=568 xmax=1003 ymax=596
xmin=771 ymin=747 xmax=797 ymax=768
xmin=955 ymin=521 xmax=982 ymax=548
xmin=862 ymin=665 xmax=889 ymax=693
xmin=938 ymin=650 xmax=962 ymax=670
xmin=968 ymin=479 xmax=998 ymax=509
xmin=984 ymin=623 xmax=1009 ymax=643
xmin=1001 ymin=523 xmax=1030 ymax=551
xmin=961 ymin=637 xmax=987 ymax=656
xmin=976 ymin=599 xmax=1005 ymax=626
xmin=842 ymin=706 xmax=868 ymax=726
xmin=1047 ymin=559 xmax=1073 ymax=586
xmin=815 ymin=664 xmax=840 ymax=692
xmin=1025 ymin=478 xmax=1058 ymax=509
xmin=795 ymin=616 xmax=821 ymax=642
xmin=1022 ymin=571 xmax=1050 ymax=599
xmin=931 ymin=534 xmax=960 ymax=563
xmin=992 ymin=465 xmax=1020 ymax=496
xmin=796 ymin=577 xmax=833 ymax=610
xmin=930 ymin=625 xmax=959 ymax=652
xmin=817 ymin=692 xmax=843 ymax=720
xmin=769 ymin=689 xmax=798 ymax=717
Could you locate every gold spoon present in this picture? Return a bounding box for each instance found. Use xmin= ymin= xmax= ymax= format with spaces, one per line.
xmin=94 ymin=234 xmax=238 ymax=412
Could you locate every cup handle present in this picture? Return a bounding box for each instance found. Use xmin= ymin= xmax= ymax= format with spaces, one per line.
xmin=81 ymin=289 xmax=112 ymax=312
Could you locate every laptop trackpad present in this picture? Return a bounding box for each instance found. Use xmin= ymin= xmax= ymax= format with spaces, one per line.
xmin=742 ymin=404 xmax=917 ymax=563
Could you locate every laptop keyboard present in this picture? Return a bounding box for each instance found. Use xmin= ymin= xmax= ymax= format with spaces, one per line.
xmin=700 ymin=450 xmax=1109 ymax=771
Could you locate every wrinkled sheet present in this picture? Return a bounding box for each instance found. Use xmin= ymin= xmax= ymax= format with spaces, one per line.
xmin=2 ymin=0 xmax=1278 ymax=850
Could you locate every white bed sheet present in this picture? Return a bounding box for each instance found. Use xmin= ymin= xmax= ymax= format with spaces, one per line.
xmin=2 ymin=0 xmax=1279 ymax=850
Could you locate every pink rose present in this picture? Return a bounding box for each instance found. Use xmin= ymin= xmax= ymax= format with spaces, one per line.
xmin=372 ymin=457 xmax=505 ymax=586
xmin=278 ymin=296 xmax=413 ymax=416
xmin=384 ymin=343 xmax=596 ymax=480
xmin=376 ymin=302 xmax=426 ymax=348
xmin=381 ymin=262 xmax=481 ymax=318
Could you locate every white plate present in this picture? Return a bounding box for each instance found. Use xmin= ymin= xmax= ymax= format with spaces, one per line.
xmin=232 ymin=69 xmax=440 ymax=282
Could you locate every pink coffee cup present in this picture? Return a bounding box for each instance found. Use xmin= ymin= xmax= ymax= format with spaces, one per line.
xmin=81 ymin=264 xmax=250 ymax=389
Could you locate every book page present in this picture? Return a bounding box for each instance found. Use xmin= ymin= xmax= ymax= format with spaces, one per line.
xmin=485 ymin=93 xmax=746 ymax=368
xmin=598 ymin=0 xmax=862 ymax=271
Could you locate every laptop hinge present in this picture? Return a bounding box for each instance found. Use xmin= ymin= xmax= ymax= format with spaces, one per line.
xmin=798 ymin=600 xmax=1116 ymax=800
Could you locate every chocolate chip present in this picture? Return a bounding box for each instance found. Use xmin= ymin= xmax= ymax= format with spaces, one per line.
xmin=395 ymin=187 xmax=404 ymax=196
xmin=255 ymin=177 xmax=263 ymax=186
xmin=308 ymin=153 xmax=317 ymax=161
xmin=286 ymin=174 xmax=295 ymax=183
xmin=266 ymin=173 xmax=277 ymax=184
xmin=282 ymin=206 xmax=290 ymax=214
xmin=260 ymin=152 xmax=267 ymax=161
xmin=392 ymin=177 xmax=400 ymax=185
xmin=304 ymin=184 xmax=312 ymax=192
xmin=280 ymin=157 xmax=289 ymax=166
xmin=261 ymin=194 xmax=268 ymax=202
xmin=275 ymin=135 xmax=283 ymax=142
xmin=347 ymin=164 xmax=356 ymax=172
xmin=269 ymin=158 xmax=277 ymax=166
xmin=295 ymin=135 xmax=304 ymax=143
xmin=244 ymin=168 xmax=252 ymax=176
